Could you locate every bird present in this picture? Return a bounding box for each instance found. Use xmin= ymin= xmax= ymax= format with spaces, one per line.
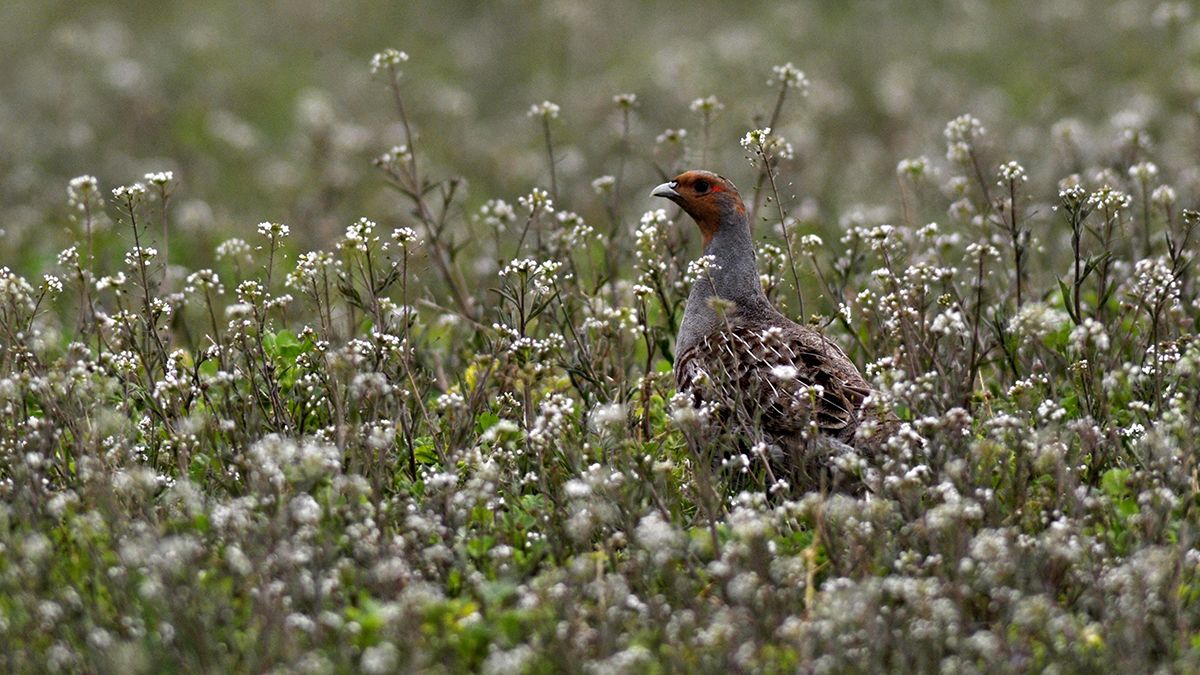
xmin=651 ymin=170 xmax=898 ymax=485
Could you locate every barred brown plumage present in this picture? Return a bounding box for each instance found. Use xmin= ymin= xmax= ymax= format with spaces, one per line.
xmin=652 ymin=170 xmax=898 ymax=465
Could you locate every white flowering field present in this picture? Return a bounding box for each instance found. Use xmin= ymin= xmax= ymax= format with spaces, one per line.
xmin=2 ymin=1 xmax=1200 ymax=672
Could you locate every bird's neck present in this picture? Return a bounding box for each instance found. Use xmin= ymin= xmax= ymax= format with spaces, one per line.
xmin=678 ymin=218 xmax=770 ymax=354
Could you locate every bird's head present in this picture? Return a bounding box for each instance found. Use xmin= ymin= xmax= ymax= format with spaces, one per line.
xmin=651 ymin=170 xmax=748 ymax=247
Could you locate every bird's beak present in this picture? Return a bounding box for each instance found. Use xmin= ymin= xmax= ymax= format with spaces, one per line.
xmin=651 ymin=181 xmax=680 ymax=200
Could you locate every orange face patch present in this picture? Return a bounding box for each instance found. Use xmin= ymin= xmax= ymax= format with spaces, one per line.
xmin=663 ymin=170 xmax=749 ymax=246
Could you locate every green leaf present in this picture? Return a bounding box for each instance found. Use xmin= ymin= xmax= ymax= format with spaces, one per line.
xmin=1057 ymin=277 xmax=1077 ymax=324
xmin=1101 ymin=467 xmax=1131 ymax=499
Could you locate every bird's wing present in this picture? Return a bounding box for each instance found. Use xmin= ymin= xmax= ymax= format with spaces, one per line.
xmin=676 ymin=320 xmax=871 ymax=439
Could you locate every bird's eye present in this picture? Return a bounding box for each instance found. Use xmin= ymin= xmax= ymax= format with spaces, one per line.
xmin=694 ymin=180 xmax=710 ymax=193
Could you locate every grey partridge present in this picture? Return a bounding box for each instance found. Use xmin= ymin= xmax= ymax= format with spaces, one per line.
xmin=651 ymin=170 xmax=897 ymax=467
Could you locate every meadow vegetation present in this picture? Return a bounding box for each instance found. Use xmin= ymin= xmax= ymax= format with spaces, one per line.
xmin=2 ymin=0 xmax=1200 ymax=672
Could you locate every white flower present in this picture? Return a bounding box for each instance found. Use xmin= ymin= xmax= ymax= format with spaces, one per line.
xmin=1128 ymin=161 xmax=1159 ymax=182
xmin=257 ymin=221 xmax=290 ymax=239
xmin=289 ymin=494 xmax=322 ymax=525
xmin=215 ymin=238 xmax=252 ymax=261
xmin=684 ymin=255 xmax=721 ymax=283
xmin=143 ymin=170 xmax=174 ymax=187
xmin=518 ymin=188 xmax=554 ymax=215
xmin=1070 ymin=317 xmax=1110 ymax=352
xmin=770 ymin=365 xmax=799 ymax=381
xmin=1151 ymin=184 xmax=1176 ymax=207
xmin=997 ymin=161 xmax=1027 ymax=184
xmin=613 ymin=93 xmax=637 ymax=108
xmin=341 ymin=217 xmax=377 ymax=252
xmin=360 ymin=643 xmax=399 ymax=674
xmin=57 ymin=246 xmax=79 ymax=268
xmin=111 ymin=182 xmax=147 ymax=202
xmin=656 ymin=128 xmax=687 ymax=145
xmin=370 ymin=48 xmax=408 ymax=74
xmin=1059 ymin=184 xmax=1087 ymax=208
xmin=896 ymin=156 xmax=929 ymax=179
xmin=67 ymin=175 xmax=99 ymax=209
xmin=930 ymin=309 xmax=968 ymax=337
xmin=527 ymin=100 xmax=560 ymax=120
xmin=740 ymin=127 xmax=793 ymax=163
xmin=1087 ymin=186 xmax=1132 ymax=210
xmin=769 ymin=62 xmax=809 ymax=93
xmin=635 ymin=511 xmax=683 ymax=564
xmin=477 ymin=199 xmax=516 ymax=230
xmin=591 ymin=175 xmax=615 ymax=194
xmin=589 ymin=402 xmax=626 ymax=432
xmin=689 ymin=95 xmax=723 ymax=113
xmin=391 ymin=227 xmax=420 ymax=245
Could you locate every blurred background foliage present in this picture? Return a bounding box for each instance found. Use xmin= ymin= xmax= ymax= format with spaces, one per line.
xmin=1 ymin=0 xmax=1198 ymax=271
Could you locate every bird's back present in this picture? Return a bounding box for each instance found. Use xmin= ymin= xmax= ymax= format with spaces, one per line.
xmin=675 ymin=312 xmax=892 ymax=448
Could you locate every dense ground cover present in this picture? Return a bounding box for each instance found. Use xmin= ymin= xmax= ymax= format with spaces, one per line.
xmin=2 ymin=0 xmax=1200 ymax=672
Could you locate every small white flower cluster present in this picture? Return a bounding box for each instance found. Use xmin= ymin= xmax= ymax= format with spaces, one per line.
xmin=655 ymin=128 xmax=687 ymax=145
xmin=769 ymin=62 xmax=809 ymax=93
xmin=518 ymin=187 xmax=554 ymax=215
xmin=247 ymin=434 xmax=341 ymax=491
xmin=42 ymin=274 xmax=63 ymax=295
xmin=144 ymin=170 xmax=174 ymax=187
xmin=1151 ymin=184 xmax=1176 ymax=207
xmin=498 ymin=258 xmax=562 ymax=293
xmin=944 ymin=114 xmax=986 ymax=164
xmin=215 ymin=238 xmax=252 ymax=262
xmin=996 ymin=160 xmax=1027 ymax=184
xmin=1128 ymin=161 xmax=1158 ymax=183
xmin=689 ymin=95 xmax=723 ymax=114
xmin=477 ymin=198 xmax=516 ymax=231
xmin=67 ymin=175 xmax=99 ymax=210
xmin=373 ymin=144 xmax=412 ymax=169
xmin=1125 ymin=256 xmax=1181 ymax=311
xmin=591 ymin=175 xmax=615 ymax=194
xmin=683 ymin=255 xmax=721 ymax=284
xmin=528 ymin=392 xmax=575 ymax=449
xmin=287 ymin=251 xmax=339 ymax=290
xmin=1086 ymin=185 xmax=1132 ymax=211
xmin=123 ymin=246 xmax=158 ymax=267
xmin=929 ymin=308 xmax=967 ymax=337
xmin=797 ymin=233 xmax=823 ymax=255
xmin=341 ymin=217 xmax=378 ymax=252
xmin=1070 ymin=317 xmax=1110 ymax=352
xmin=1007 ymin=302 xmax=1068 ymax=341
xmin=634 ymin=209 xmax=669 ymax=264
xmin=740 ymin=126 xmax=794 ymax=163
xmin=369 ymin=48 xmax=408 ymax=74
xmin=612 ymin=93 xmax=637 ymax=108
xmin=184 ymin=269 xmax=223 ymax=295
xmin=588 ymin=402 xmax=626 ymax=433
xmin=56 ymin=246 xmax=80 ymax=268
xmin=555 ymin=211 xmax=596 ymax=249
xmin=391 ymin=227 xmax=420 ymax=246
xmin=111 ymin=182 xmax=148 ymax=203
xmin=896 ymin=156 xmax=930 ymax=179
xmin=581 ymin=299 xmax=638 ymax=336
xmin=965 ymin=241 xmax=1000 ymax=262
xmin=527 ymin=100 xmax=560 ymax=120
xmin=95 ymin=272 xmax=127 ymax=292
xmin=257 ymin=221 xmax=290 ymax=239
xmin=1058 ymin=184 xmax=1088 ymax=208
